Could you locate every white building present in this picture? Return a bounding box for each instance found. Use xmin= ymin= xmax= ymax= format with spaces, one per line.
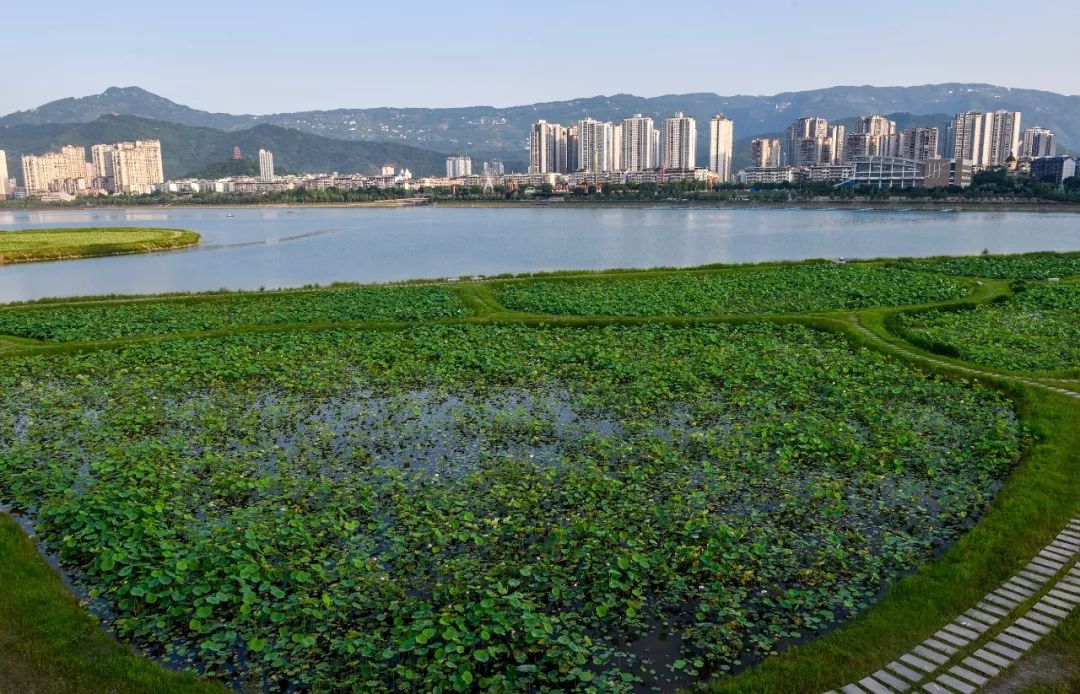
xmin=846 ymin=156 xmax=922 ymax=188
xmin=258 ymin=149 xmax=275 ymax=182
xmin=620 ymin=115 xmax=658 ymax=172
xmin=445 ymin=155 xmax=472 ymax=178
xmin=22 ymin=145 xmax=90 ymax=196
xmin=946 ymin=111 xmax=1022 ymax=169
xmin=1023 ymin=127 xmax=1056 ymax=159
xmin=740 ymin=167 xmax=797 ymax=185
xmin=90 ymin=140 xmax=164 ymax=195
xmin=662 ymin=113 xmax=696 ymax=171
xmin=708 ymin=114 xmax=734 ymax=182
xmin=576 ymin=118 xmax=614 ymax=173
xmin=529 ymin=121 xmax=570 ymax=174
xmin=0 ymin=151 xmax=7 ymax=200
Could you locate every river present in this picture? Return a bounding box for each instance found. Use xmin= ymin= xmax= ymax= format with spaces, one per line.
xmin=2 ymin=206 xmax=1080 ymax=302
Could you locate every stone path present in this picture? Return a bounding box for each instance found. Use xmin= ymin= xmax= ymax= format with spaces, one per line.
xmin=822 ymin=316 xmax=1080 ymax=692
xmin=825 ymin=520 xmax=1080 ymax=693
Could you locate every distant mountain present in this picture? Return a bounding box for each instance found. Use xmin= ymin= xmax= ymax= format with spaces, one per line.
xmin=3 ymin=84 xmax=1079 ymax=162
xmin=0 ymin=115 xmax=449 ymax=184
xmin=0 ymin=86 xmax=251 ymax=130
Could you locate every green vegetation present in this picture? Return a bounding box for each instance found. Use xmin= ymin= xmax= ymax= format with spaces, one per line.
xmin=0 ymin=323 xmax=1020 ymax=691
xmin=895 ymin=251 xmax=1080 ymax=280
xmin=0 ymin=515 xmax=220 ymax=694
xmin=0 ymin=227 xmax=200 ymax=264
xmin=0 ymin=285 xmax=466 ymax=341
xmin=0 ymin=251 xmax=1078 ymax=692
xmin=497 ymin=264 xmax=969 ymax=316
xmin=891 ymin=281 xmax=1080 ymax=372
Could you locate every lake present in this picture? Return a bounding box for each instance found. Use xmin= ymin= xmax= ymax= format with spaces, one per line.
xmin=2 ymin=205 xmax=1080 ymax=302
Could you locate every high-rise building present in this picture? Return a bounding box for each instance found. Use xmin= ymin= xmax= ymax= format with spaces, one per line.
xmin=567 ymin=126 xmax=580 ymax=173
xmin=258 ymin=149 xmax=275 ymax=182
xmin=232 ymin=146 xmax=242 ymax=161
xmin=946 ymin=111 xmax=1022 ymax=169
xmin=90 ymin=140 xmax=164 ymax=195
xmin=897 ymin=127 xmax=940 ymax=162
xmin=662 ymin=113 xmax=697 ymax=171
xmin=576 ymin=118 xmax=614 ymax=173
xmin=828 ymin=124 xmax=845 ymax=164
xmin=987 ymin=111 xmax=1022 ymax=167
xmin=620 ymin=115 xmax=657 ymax=172
xmin=750 ymin=138 xmax=782 ymax=168
xmin=844 ymin=132 xmax=878 ymax=161
xmin=786 ymin=117 xmax=829 ymax=165
xmin=1022 ymin=127 xmax=1056 ymax=159
xmin=611 ymin=123 xmax=623 ymax=172
xmin=445 ymin=155 xmax=472 ymax=178
xmin=529 ymin=120 xmax=570 ymax=174
xmin=857 ymin=115 xmax=896 ymax=138
xmin=0 ymin=152 xmax=8 ymax=200
xmin=708 ymin=114 xmax=734 ymax=181
xmin=22 ymin=145 xmax=89 ymax=196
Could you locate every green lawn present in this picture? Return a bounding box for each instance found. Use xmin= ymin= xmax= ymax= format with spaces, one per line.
xmin=0 ymin=227 xmax=200 ymax=264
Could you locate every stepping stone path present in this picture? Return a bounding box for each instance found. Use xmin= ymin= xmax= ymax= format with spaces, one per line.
xmin=821 ymin=317 xmax=1080 ymax=692
xmin=823 ymin=518 xmax=1080 ymax=692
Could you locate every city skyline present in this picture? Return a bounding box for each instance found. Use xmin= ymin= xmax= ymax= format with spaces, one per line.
xmin=3 ymin=1 xmax=1079 ymax=115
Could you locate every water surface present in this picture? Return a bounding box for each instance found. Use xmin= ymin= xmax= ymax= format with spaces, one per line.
xmin=1 ymin=206 xmax=1079 ymax=302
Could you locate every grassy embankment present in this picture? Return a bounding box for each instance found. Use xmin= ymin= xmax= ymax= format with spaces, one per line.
xmin=0 ymin=227 xmax=200 ymax=264
xmin=0 ymin=254 xmax=1075 ymax=692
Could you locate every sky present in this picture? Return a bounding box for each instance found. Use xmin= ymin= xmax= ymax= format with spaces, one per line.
xmin=4 ymin=0 xmax=1080 ymax=115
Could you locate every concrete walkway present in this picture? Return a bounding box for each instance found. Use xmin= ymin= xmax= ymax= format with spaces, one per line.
xmin=825 ymin=520 xmax=1080 ymax=693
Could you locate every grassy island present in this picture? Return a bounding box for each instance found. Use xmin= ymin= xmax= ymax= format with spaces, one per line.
xmin=0 ymin=227 xmax=200 ymax=264
xmin=0 ymin=253 xmax=1076 ymax=693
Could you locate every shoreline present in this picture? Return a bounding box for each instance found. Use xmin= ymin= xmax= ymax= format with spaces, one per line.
xmin=4 ymin=199 xmax=1080 ymax=213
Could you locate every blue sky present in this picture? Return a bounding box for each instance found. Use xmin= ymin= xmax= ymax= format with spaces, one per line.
xmin=4 ymin=0 xmax=1079 ymax=115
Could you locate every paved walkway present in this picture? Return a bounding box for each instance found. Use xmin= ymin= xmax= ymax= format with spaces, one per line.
xmin=823 ymin=316 xmax=1080 ymax=692
xmin=825 ymin=519 xmax=1080 ymax=693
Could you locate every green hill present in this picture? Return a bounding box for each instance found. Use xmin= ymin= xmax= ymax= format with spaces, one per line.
xmin=0 ymin=115 xmax=448 ymax=184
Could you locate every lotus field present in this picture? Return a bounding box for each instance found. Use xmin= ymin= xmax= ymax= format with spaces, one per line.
xmin=6 ymin=253 xmax=1080 ymax=693
xmin=893 ymin=251 xmax=1080 ymax=280
xmin=496 ymin=264 xmax=969 ymax=316
xmin=0 ymin=285 xmax=466 ymax=341
xmin=893 ymin=280 xmax=1080 ymax=372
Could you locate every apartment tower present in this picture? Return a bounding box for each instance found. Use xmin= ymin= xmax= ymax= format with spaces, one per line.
xmin=620 ymin=115 xmax=658 ymax=172
xmin=258 ymin=149 xmax=275 ymax=182
xmin=662 ymin=113 xmax=697 ymax=171
xmin=750 ymin=138 xmax=781 ymax=168
xmin=708 ymin=115 xmax=734 ymax=181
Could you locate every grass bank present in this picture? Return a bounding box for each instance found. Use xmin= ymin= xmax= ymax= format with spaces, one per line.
xmin=0 ymin=514 xmax=221 ymax=693
xmin=0 ymin=227 xmax=200 ymax=264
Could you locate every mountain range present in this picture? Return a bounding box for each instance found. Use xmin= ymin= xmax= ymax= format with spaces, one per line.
xmin=2 ymin=84 xmax=1078 ymax=185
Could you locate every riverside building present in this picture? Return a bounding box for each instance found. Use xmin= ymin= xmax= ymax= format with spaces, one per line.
xmin=708 ymin=114 xmax=734 ymax=182
xmin=92 ymin=140 xmax=165 ymax=194
xmin=22 ymin=145 xmax=91 ymax=196
xmin=662 ymin=113 xmax=697 ymax=171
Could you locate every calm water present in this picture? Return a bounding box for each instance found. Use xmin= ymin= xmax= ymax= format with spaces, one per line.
xmin=2 ymin=206 xmax=1080 ymax=302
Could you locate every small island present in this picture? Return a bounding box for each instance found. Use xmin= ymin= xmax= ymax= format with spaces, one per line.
xmin=0 ymin=227 xmax=200 ymax=264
